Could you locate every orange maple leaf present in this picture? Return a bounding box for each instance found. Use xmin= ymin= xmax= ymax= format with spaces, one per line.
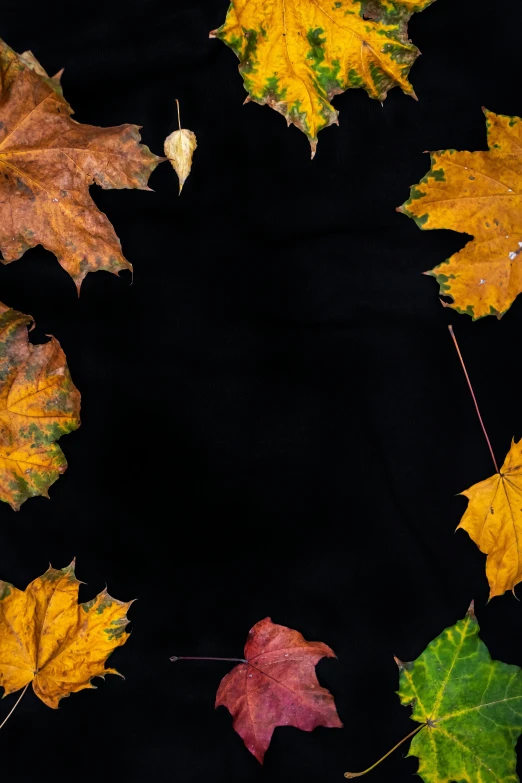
xmin=0 ymin=562 xmax=132 ymax=709
xmin=400 ymin=110 xmax=522 ymax=319
xmin=0 ymin=39 xmax=163 ymax=291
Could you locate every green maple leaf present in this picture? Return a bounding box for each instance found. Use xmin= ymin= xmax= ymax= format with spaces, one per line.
xmin=397 ymin=604 xmax=522 ymax=783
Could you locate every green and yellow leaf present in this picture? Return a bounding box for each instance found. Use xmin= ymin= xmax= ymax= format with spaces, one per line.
xmin=398 ymin=605 xmax=522 ymax=783
xmin=211 ymin=0 xmax=436 ymax=156
xmin=0 ymin=302 xmax=80 ymax=510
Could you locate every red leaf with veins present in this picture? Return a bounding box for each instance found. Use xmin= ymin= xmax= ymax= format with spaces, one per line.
xmin=215 ymin=617 xmax=343 ymax=763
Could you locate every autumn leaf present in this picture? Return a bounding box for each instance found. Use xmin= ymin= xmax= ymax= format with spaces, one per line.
xmin=400 ymin=109 xmax=522 ymax=319
xmin=456 ymin=438 xmax=522 ymax=599
xmin=397 ymin=604 xmax=522 ymax=783
xmin=18 ymin=50 xmax=63 ymax=92
xmin=0 ymin=301 xmax=80 ymax=510
xmin=346 ymin=604 xmax=522 ymax=781
xmin=164 ymin=99 xmax=197 ymax=194
xmin=0 ymin=561 xmax=132 ymax=709
xmin=0 ymin=39 xmax=164 ymax=292
xmin=173 ymin=617 xmax=342 ymax=763
xmin=211 ymin=0 xmax=435 ymax=156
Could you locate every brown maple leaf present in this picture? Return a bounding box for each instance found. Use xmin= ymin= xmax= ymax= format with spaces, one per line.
xmin=0 ymin=39 xmax=164 ymax=291
xmin=216 ymin=618 xmax=342 ymax=763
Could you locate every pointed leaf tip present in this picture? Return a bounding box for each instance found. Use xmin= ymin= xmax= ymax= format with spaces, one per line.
xmin=466 ymin=600 xmax=476 ymax=619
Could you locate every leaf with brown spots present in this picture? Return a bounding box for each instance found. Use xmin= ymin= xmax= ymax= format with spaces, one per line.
xmin=172 ymin=617 xmax=342 ymax=763
xmin=0 ymin=301 xmax=80 ymax=510
xmin=0 ymin=38 xmax=164 ymax=291
xmin=0 ymin=561 xmax=132 ymax=709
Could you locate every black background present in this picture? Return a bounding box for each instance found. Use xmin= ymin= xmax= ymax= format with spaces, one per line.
xmin=1 ymin=1 xmax=521 ymax=781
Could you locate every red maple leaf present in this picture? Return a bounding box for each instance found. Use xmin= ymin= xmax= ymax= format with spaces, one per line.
xmin=215 ymin=617 xmax=343 ymax=763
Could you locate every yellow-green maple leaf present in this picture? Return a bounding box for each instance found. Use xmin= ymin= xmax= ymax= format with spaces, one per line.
xmin=211 ymin=0 xmax=435 ymax=156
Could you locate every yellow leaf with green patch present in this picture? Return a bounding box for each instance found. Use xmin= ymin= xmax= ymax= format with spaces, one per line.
xmin=0 ymin=301 xmax=80 ymax=510
xmin=211 ymin=0 xmax=436 ymax=156
xmin=0 ymin=562 xmax=132 ymax=709
xmin=400 ymin=110 xmax=522 ymax=319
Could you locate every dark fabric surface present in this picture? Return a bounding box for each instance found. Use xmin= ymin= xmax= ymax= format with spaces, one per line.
xmin=1 ymin=1 xmax=521 ymax=781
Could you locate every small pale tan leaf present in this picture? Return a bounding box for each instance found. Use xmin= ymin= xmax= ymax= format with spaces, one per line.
xmin=164 ymin=128 xmax=197 ymax=194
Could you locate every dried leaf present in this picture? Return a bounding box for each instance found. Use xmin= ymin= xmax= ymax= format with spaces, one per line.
xmin=396 ymin=604 xmax=522 ymax=783
xmin=164 ymin=102 xmax=197 ymax=194
xmin=18 ymin=50 xmax=63 ymax=93
xmin=457 ymin=438 xmax=522 ymax=599
xmin=0 ymin=38 xmax=164 ymax=292
xmin=211 ymin=0 xmax=435 ymax=156
xmin=0 ymin=301 xmax=80 ymax=510
xmin=0 ymin=561 xmax=132 ymax=709
xmin=216 ymin=617 xmax=342 ymax=763
xmin=400 ymin=109 xmax=522 ymax=319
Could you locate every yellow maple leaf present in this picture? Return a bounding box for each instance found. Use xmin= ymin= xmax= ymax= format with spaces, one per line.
xmin=211 ymin=0 xmax=435 ymax=156
xmin=0 ymin=301 xmax=80 ymax=510
xmin=400 ymin=110 xmax=522 ymax=319
xmin=0 ymin=562 xmax=132 ymax=709
xmin=459 ymin=439 xmax=522 ymax=599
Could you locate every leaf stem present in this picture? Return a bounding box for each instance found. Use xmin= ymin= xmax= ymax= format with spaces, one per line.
xmin=344 ymin=724 xmax=426 ymax=779
xmin=176 ymin=99 xmax=181 ymax=131
xmin=448 ymin=325 xmax=499 ymax=473
xmin=170 ymin=655 xmax=247 ymax=663
xmin=0 ymin=683 xmax=29 ymax=731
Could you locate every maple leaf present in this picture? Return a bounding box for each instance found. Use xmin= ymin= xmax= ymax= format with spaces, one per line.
xmin=395 ymin=604 xmax=522 ymax=783
xmin=211 ymin=0 xmax=435 ymax=157
xmin=215 ymin=617 xmax=342 ymax=763
xmin=0 ymin=301 xmax=80 ymax=510
xmin=0 ymin=561 xmax=132 ymax=709
xmin=400 ymin=109 xmax=522 ymax=319
xmin=457 ymin=438 xmax=522 ymax=599
xmin=0 ymin=39 xmax=164 ymax=291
